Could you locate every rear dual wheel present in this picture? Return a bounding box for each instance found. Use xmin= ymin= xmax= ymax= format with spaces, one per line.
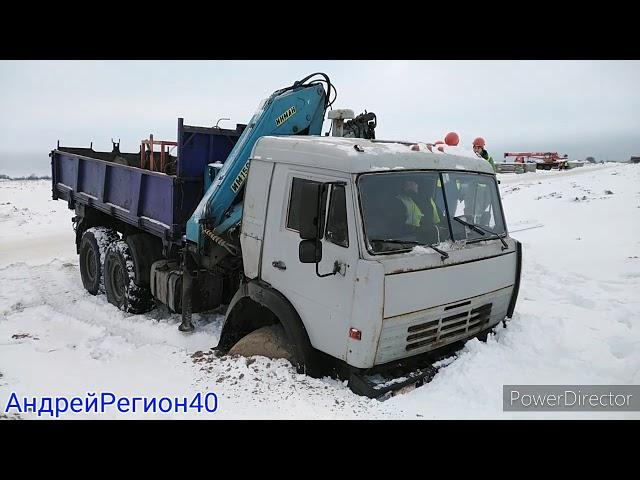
xmin=78 ymin=227 xmax=154 ymax=314
xmin=104 ymin=240 xmax=154 ymax=314
xmin=79 ymin=227 xmax=119 ymax=295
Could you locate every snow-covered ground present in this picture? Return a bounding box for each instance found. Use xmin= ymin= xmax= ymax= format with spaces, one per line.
xmin=1 ymin=163 xmax=639 ymax=419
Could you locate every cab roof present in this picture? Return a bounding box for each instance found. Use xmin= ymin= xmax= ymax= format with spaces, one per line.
xmin=251 ymin=136 xmax=495 ymax=175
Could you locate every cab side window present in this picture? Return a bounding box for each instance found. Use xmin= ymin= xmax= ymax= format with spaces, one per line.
xmin=286 ymin=177 xmax=326 ymax=232
xmin=325 ymin=184 xmax=349 ymax=247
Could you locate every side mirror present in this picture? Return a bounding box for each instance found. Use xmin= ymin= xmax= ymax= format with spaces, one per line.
xmin=299 ymin=182 xmax=324 ymax=240
xmin=299 ymin=239 xmax=322 ymax=263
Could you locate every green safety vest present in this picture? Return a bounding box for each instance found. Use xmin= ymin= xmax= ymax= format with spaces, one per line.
xmin=430 ymin=199 xmax=441 ymax=224
xmin=487 ymin=156 xmax=496 ymax=172
xmin=482 ymin=152 xmax=496 ymax=172
xmin=396 ymin=195 xmax=440 ymax=226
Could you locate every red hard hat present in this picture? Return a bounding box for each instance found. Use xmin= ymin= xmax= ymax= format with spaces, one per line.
xmin=473 ymin=137 xmax=486 ymax=148
xmin=444 ymin=132 xmax=459 ymax=146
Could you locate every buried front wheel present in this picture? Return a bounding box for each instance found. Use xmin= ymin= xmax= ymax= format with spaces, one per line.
xmin=228 ymin=324 xmax=295 ymax=363
xmin=104 ymin=240 xmax=154 ymax=314
xmin=220 ymin=292 xmax=325 ymax=376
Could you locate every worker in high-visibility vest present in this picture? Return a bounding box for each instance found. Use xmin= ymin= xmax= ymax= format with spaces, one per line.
xmin=472 ymin=137 xmax=496 ymax=172
xmin=396 ymin=179 xmax=440 ymax=227
xmin=465 ymin=137 xmax=496 ymax=222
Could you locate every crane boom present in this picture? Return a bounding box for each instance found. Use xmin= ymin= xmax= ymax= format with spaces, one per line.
xmin=186 ymin=74 xmax=331 ymax=249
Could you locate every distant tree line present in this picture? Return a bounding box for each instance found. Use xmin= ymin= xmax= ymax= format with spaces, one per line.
xmin=0 ymin=173 xmax=52 ymax=180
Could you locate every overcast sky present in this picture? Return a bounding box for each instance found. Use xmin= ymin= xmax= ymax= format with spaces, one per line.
xmin=1 ymin=60 xmax=638 ymax=175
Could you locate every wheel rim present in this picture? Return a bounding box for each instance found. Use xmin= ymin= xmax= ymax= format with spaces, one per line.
xmin=110 ymin=262 xmax=126 ymax=304
xmin=85 ymin=247 xmax=97 ymax=283
xmin=82 ymin=244 xmax=98 ymax=285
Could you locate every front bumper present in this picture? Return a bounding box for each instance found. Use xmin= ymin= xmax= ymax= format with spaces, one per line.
xmin=348 ymin=325 xmax=495 ymax=399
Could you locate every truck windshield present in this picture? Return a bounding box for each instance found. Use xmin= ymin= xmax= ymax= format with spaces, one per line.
xmin=440 ymin=172 xmax=505 ymax=242
xmin=358 ymin=172 xmax=452 ymax=253
xmin=358 ymin=171 xmax=505 ymax=254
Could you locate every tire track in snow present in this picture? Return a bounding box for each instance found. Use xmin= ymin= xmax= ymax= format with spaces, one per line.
xmin=0 ymin=260 xmax=387 ymax=418
xmin=1 ymin=260 xmax=223 ymax=352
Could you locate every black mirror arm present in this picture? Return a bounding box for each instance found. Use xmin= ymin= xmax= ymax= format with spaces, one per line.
xmin=316 ymin=259 xmax=340 ymax=278
xmin=313 ymin=181 xmax=347 ymax=278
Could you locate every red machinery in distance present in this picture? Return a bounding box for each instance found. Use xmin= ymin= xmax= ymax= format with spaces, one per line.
xmin=503 ymin=151 xmax=569 ymax=170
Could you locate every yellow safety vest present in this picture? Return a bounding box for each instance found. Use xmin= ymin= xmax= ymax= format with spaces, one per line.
xmin=397 ymin=195 xmax=440 ymax=226
xmin=430 ymin=199 xmax=441 ymax=224
xmin=397 ymin=194 xmax=423 ymax=226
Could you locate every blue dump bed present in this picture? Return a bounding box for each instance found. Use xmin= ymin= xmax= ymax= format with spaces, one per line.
xmin=51 ymin=118 xmax=245 ymax=244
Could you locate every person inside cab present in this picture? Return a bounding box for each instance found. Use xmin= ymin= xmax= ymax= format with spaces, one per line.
xmin=393 ymin=177 xmax=442 ymax=243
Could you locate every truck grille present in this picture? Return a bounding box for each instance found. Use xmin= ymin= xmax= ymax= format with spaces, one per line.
xmin=374 ymin=286 xmax=512 ymax=365
xmin=405 ymin=303 xmax=492 ymax=351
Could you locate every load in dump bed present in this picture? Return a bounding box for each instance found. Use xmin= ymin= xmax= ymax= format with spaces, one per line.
xmin=51 ymin=119 xmax=246 ymax=245
xmin=50 ymin=73 xmax=521 ymax=398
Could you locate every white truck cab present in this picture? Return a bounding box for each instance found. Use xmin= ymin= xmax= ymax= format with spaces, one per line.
xmin=218 ymin=135 xmax=522 ymax=397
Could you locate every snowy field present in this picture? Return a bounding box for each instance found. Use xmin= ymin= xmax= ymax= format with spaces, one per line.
xmin=1 ymin=162 xmax=639 ymax=419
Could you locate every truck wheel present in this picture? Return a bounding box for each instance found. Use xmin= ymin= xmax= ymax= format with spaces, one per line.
xmin=125 ymin=233 xmax=162 ymax=288
xmin=228 ymin=324 xmax=295 ymax=363
xmin=104 ymin=240 xmax=154 ymax=314
xmin=79 ymin=227 xmax=119 ymax=295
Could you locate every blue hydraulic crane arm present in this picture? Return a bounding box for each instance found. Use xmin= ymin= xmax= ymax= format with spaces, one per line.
xmin=185 ymin=75 xmax=330 ymax=248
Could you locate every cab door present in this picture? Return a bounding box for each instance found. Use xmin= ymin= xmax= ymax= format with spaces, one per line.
xmin=260 ymin=164 xmax=358 ymax=361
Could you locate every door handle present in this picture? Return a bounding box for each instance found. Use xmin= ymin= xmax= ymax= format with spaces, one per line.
xmin=272 ymin=260 xmax=286 ymax=271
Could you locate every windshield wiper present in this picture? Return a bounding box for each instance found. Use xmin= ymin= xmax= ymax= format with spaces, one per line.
xmin=422 ymin=243 xmax=449 ymax=261
xmin=453 ymin=216 xmax=485 ymax=236
xmin=369 ymin=238 xmax=449 ymax=260
xmin=453 ymin=216 xmax=508 ymax=250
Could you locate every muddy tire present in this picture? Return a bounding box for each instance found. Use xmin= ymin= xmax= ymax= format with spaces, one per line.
xmin=228 ymin=324 xmax=295 ymax=362
xmin=125 ymin=233 xmax=162 ymax=287
xmin=104 ymin=240 xmax=154 ymax=314
xmin=79 ymin=227 xmax=119 ymax=295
